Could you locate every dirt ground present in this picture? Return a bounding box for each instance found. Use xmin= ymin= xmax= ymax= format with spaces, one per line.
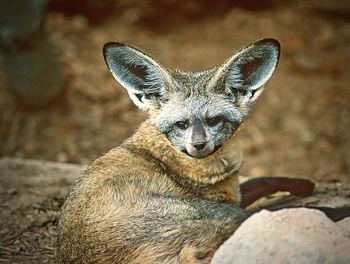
xmin=0 ymin=0 xmax=349 ymax=263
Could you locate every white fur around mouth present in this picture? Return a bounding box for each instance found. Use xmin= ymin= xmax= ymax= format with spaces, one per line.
xmin=182 ymin=144 xmax=223 ymax=159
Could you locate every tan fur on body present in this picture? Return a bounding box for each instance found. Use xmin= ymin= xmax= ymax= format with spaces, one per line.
xmin=126 ymin=120 xmax=243 ymax=201
xmin=57 ymin=38 xmax=280 ymax=263
xmin=58 ymin=121 xmax=242 ymax=263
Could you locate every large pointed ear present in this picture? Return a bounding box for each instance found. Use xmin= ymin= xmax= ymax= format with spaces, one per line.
xmin=211 ymin=38 xmax=280 ymax=104
xmin=103 ymin=42 xmax=173 ymax=110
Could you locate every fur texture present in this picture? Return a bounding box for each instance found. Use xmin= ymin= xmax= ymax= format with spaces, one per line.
xmin=57 ymin=38 xmax=280 ymax=263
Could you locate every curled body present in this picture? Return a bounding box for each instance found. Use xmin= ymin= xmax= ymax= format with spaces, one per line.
xmin=57 ymin=38 xmax=281 ymax=263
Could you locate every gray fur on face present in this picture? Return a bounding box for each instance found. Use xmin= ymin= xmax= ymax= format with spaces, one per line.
xmin=156 ymin=89 xmax=243 ymax=159
xmin=103 ymin=38 xmax=280 ymax=158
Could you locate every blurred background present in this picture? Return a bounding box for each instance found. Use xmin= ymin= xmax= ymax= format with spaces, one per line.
xmin=0 ymin=0 xmax=349 ymax=183
xmin=1 ymin=2 xmax=350 ymax=260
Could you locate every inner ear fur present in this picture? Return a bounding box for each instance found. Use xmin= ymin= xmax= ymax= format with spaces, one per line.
xmin=213 ymin=38 xmax=280 ymax=103
xmin=103 ymin=42 xmax=173 ymax=109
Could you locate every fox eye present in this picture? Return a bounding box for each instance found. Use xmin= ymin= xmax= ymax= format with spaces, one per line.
xmin=206 ymin=116 xmax=224 ymax=127
xmin=175 ymin=120 xmax=189 ymax=130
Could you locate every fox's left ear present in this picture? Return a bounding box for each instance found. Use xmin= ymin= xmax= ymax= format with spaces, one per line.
xmin=103 ymin=42 xmax=173 ymax=110
xmin=212 ymin=38 xmax=280 ymax=104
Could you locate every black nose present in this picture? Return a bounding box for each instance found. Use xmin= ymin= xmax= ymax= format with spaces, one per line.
xmin=193 ymin=142 xmax=206 ymax=150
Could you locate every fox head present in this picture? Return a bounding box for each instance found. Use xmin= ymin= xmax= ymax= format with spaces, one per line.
xmin=103 ymin=39 xmax=280 ymax=159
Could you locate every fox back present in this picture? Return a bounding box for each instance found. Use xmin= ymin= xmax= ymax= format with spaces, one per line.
xmin=57 ymin=38 xmax=280 ymax=264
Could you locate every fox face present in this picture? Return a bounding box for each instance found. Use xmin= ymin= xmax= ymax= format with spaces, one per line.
xmin=103 ymin=39 xmax=280 ymax=159
xmin=155 ymin=87 xmax=242 ymax=159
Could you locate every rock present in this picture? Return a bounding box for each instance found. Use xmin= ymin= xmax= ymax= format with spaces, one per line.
xmin=0 ymin=157 xmax=83 ymax=262
xmin=337 ymin=217 xmax=350 ymax=237
xmin=211 ymin=208 xmax=350 ymax=264
xmin=0 ymin=157 xmax=83 ymax=209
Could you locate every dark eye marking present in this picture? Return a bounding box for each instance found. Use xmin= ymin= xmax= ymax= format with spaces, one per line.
xmin=206 ymin=116 xmax=224 ymax=127
xmin=174 ymin=120 xmax=189 ymax=130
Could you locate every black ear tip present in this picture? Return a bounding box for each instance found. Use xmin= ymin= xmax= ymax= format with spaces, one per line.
xmin=259 ymin=38 xmax=281 ymax=51
xmin=102 ymin=42 xmax=125 ymax=57
xmin=103 ymin=42 xmax=115 ymax=58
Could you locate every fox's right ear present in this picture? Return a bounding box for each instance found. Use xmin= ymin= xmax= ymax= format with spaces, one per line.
xmin=103 ymin=42 xmax=172 ymax=110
